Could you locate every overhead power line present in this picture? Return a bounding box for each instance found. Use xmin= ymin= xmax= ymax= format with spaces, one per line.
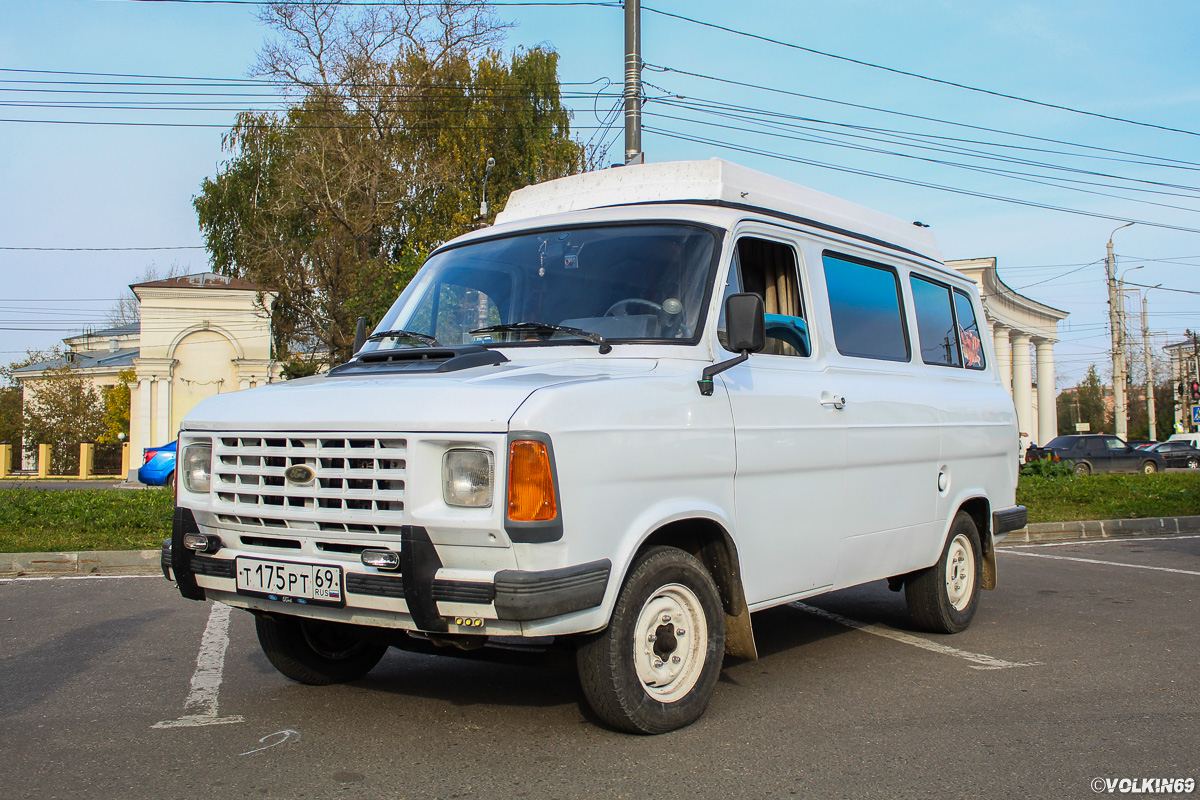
xmin=646 ymin=126 xmax=1200 ymax=235
xmin=640 ymin=6 xmax=1200 ymax=139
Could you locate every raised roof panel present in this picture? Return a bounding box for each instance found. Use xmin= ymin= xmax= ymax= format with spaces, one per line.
xmin=495 ymin=159 xmax=941 ymax=261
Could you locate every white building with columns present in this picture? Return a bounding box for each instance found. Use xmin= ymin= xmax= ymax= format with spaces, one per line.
xmin=949 ymin=258 xmax=1069 ymax=451
xmin=14 ymin=272 xmax=281 ymax=479
xmin=129 ymin=273 xmax=281 ymax=477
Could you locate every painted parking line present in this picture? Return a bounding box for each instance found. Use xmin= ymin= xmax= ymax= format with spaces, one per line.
xmin=153 ymin=603 xmax=245 ymax=729
xmin=1000 ymin=549 xmax=1200 ymax=577
xmin=1008 ymin=534 xmax=1200 ymax=548
xmin=792 ymin=602 xmax=1040 ymax=671
xmin=0 ymin=574 xmax=159 ymax=584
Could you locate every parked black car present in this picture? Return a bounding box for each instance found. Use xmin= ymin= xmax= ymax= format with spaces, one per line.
xmin=1140 ymin=440 xmax=1200 ymax=470
xmin=1025 ymin=434 xmax=1167 ymax=475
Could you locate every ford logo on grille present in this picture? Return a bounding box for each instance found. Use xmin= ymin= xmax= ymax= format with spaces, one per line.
xmin=284 ymin=464 xmax=316 ymax=484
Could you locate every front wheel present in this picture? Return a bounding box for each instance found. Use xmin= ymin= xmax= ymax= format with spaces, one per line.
xmin=1073 ymin=461 xmax=1091 ymax=476
xmin=255 ymin=615 xmax=388 ymax=685
xmin=576 ymin=546 xmax=725 ymax=734
xmin=1186 ymin=457 xmax=1199 ymax=470
xmin=1141 ymin=461 xmax=1158 ymax=474
xmin=905 ymin=512 xmax=982 ymax=634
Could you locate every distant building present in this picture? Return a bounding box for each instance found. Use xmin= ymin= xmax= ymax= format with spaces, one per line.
xmin=13 ymin=272 xmax=281 ymax=479
xmin=948 ymin=257 xmax=1069 ymax=449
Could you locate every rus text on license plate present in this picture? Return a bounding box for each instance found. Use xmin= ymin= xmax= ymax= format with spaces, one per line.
xmin=235 ymin=557 xmax=343 ymax=606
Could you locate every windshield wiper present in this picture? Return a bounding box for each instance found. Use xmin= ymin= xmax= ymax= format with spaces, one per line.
xmin=366 ymin=329 xmax=441 ymax=347
xmin=470 ymin=322 xmax=611 ymax=354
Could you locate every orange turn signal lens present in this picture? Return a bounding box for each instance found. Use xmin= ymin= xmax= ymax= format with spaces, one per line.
xmin=507 ymin=440 xmax=557 ymax=522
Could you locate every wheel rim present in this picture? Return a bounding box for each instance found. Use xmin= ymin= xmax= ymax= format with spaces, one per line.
xmin=944 ymin=534 xmax=976 ymax=612
xmin=1143 ymin=462 xmax=1155 ymax=473
xmin=632 ymin=583 xmax=708 ymax=703
xmin=1188 ymin=459 xmax=1198 ymax=469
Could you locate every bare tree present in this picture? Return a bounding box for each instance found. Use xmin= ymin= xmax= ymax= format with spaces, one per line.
xmin=107 ymin=262 xmax=190 ymax=327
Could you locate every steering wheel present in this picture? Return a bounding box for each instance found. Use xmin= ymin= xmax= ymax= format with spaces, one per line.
xmin=604 ymin=298 xmax=665 ymax=317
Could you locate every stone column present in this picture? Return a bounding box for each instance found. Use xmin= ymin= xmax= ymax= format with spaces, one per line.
xmin=1011 ymin=332 xmax=1034 ymax=447
xmin=992 ymin=323 xmax=1012 ymax=394
xmin=1035 ymin=339 xmax=1057 ymax=445
xmin=155 ymin=377 xmax=171 ymax=445
xmin=138 ymin=378 xmax=152 ymax=453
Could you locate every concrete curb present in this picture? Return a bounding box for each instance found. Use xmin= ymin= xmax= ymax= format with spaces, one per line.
xmin=999 ymin=515 xmax=1200 ymax=545
xmin=0 ymin=549 xmax=161 ymax=578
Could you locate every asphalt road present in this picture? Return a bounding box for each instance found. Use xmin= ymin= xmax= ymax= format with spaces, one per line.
xmin=2 ymin=535 xmax=1197 ymax=800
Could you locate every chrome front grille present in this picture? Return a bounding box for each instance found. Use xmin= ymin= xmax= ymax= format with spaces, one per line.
xmin=211 ymin=434 xmax=406 ymax=535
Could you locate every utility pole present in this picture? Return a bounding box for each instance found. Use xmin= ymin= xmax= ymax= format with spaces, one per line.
xmin=1106 ymin=223 xmax=1134 ymax=439
xmin=1143 ymin=293 xmax=1156 ymax=441
xmin=623 ymin=0 xmax=644 ymax=165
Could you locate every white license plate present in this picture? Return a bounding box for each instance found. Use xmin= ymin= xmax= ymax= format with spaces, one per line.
xmin=235 ymin=557 xmax=343 ymax=606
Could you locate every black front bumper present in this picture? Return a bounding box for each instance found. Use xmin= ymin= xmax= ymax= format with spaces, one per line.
xmin=166 ymin=509 xmax=610 ymax=628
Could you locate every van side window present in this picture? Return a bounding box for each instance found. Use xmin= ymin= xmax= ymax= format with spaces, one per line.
xmin=822 ymin=252 xmax=909 ymax=362
xmin=910 ymin=276 xmax=961 ymax=367
xmin=953 ymin=289 xmax=986 ymax=370
xmin=720 ymin=237 xmax=809 ymax=356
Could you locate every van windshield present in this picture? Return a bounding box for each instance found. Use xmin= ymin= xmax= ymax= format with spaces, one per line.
xmin=364 ymin=224 xmax=718 ymax=351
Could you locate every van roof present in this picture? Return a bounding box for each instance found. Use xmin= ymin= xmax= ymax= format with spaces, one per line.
xmin=495 ymin=159 xmax=942 ymax=262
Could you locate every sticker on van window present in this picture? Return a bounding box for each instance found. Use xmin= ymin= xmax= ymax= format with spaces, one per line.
xmin=960 ymin=326 xmax=983 ymax=368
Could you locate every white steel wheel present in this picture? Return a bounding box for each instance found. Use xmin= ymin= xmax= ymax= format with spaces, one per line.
xmin=632 ymin=583 xmax=708 ymax=703
xmin=905 ymin=512 xmax=983 ymax=634
xmin=577 ymin=546 xmax=725 ymax=734
xmin=944 ymin=534 xmax=976 ymax=612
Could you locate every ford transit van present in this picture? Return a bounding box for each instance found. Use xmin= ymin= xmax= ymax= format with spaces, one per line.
xmin=165 ymin=159 xmax=1025 ymax=733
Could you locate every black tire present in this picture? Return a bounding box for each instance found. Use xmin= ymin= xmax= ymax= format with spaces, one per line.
xmin=576 ymin=546 xmax=725 ymax=734
xmin=1073 ymin=461 xmax=1091 ymax=476
xmin=255 ymin=615 xmax=388 ymax=685
xmin=905 ymin=512 xmax=983 ymax=634
xmin=1187 ymin=457 xmax=1199 ymax=470
xmin=165 ymin=471 xmax=175 ymax=488
xmin=1141 ymin=461 xmax=1158 ymax=474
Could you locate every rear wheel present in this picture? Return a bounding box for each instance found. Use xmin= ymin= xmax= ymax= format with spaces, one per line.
xmin=1186 ymin=457 xmax=1199 ymax=470
xmin=1073 ymin=461 xmax=1091 ymax=476
xmin=165 ymin=471 xmax=175 ymax=488
xmin=577 ymin=546 xmax=725 ymax=734
xmin=255 ymin=616 xmax=387 ymax=685
xmin=1141 ymin=460 xmax=1158 ymax=474
xmin=905 ymin=512 xmax=982 ymax=634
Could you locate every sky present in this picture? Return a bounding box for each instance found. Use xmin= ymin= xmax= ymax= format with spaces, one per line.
xmin=2 ymin=0 xmax=1199 ymax=389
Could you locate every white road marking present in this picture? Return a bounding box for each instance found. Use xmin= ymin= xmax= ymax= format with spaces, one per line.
xmin=792 ymin=602 xmax=1040 ymax=671
xmin=1000 ymin=549 xmax=1200 ymax=577
xmin=153 ymin=603 xmax=245 ymax=729
xmin=241 ymin=729 xmax=301 ymax=756
xmin=1007 ymin=534 xmax=1200 ymax=548
xmin=0 ymin=574 xmax=159 ymax=584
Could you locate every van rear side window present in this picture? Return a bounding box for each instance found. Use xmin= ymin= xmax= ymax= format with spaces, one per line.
xmin=910 ymin=275 xmax=961 ymax=367
xmin=822 ymin=252 xmax=909 ymax=362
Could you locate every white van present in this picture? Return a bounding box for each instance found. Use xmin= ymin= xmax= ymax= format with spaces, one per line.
xmin=165 ymin=159 xmax=1024 ymax=733
xmin=1167 ymin=432 xmax=1200 ymax=447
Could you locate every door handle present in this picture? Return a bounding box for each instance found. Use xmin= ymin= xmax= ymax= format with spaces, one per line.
xmin=820 ymin=393 xmax=846 ymax=410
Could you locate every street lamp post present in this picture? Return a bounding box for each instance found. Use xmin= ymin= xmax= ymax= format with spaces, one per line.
xmin=1107 ymin=222 xmax=1135 ymax=440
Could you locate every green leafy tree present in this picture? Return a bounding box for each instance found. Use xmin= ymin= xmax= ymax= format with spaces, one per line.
xmin=1057 ymin=364 xmax=1109 ymax=436
xmin=193 ymin=1 xmax=587 ymax=367
xmin=98 ymin=368 xmax=134 ymax=445
xmin=22 ymin=364 xmax=107 ymax=475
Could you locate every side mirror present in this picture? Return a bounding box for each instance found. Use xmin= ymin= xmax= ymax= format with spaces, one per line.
xmin=724 ymin=293 xmax=765 ymax=353
xmin=699 ymin=293 xmax=765 ymax=396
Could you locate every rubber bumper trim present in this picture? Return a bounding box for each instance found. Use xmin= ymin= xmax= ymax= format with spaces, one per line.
xmin=171 ymin=507 xmax=206 ymax=601
xmin=993 ymin=505 xmax=1028 ymax=535
xmin=494 ymin=559 xmax=611 ymax=621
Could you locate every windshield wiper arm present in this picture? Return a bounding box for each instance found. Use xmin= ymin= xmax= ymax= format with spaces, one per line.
xmin=470 ymin=322 xmax=611 ymax=354
xmin=366 ymin=329 xmax=441 ymax=346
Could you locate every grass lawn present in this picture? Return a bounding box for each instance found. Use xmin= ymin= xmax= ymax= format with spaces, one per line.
xmin=1 ymin=472 xmax=1199 ymax=552
xmin=1017 ymin=471 xmax=1200 ymax=524
xmin=0 ymin=488 xmax=174 ymax=553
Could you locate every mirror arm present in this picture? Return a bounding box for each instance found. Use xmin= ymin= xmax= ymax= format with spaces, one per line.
xmin=697 ymin=350 xmax=750 ymax=396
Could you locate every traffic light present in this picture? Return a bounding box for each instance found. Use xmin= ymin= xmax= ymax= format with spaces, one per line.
xmin=1192 ymin=381 xmax=1200 ymax=400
